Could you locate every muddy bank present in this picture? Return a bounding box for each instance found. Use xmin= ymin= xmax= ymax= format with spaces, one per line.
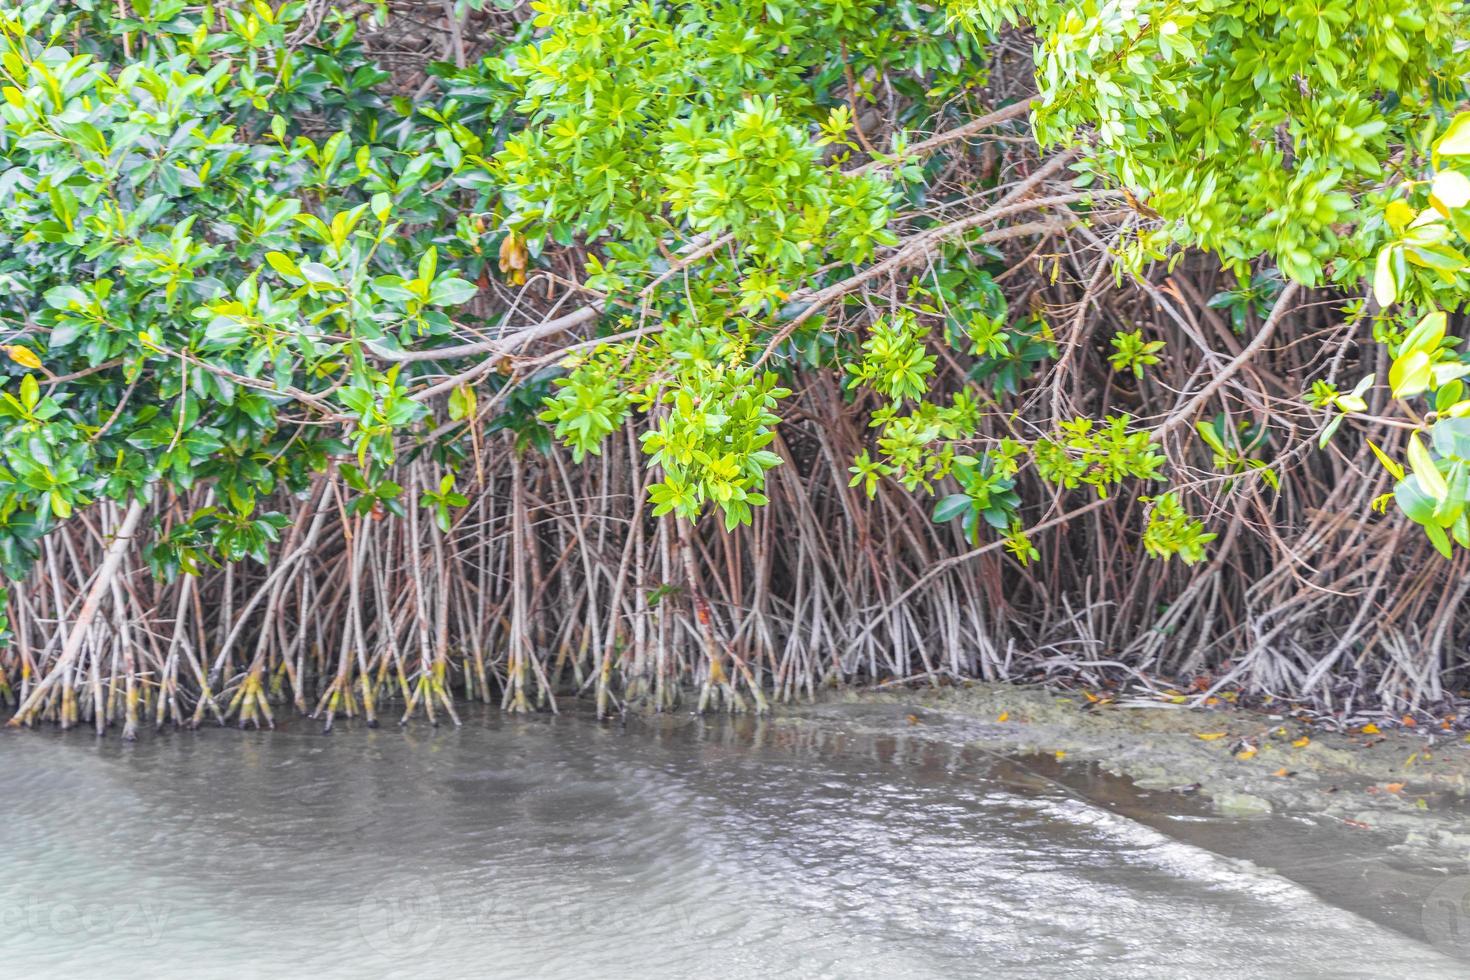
xmin=793 ymin=684 xmax=1470 ymax=862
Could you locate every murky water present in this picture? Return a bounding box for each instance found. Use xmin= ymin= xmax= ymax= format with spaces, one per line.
xmin=2 ymin=705 xmax=1468 ymax=978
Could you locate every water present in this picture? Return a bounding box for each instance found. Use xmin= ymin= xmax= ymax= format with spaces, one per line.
xmin=2 ymin=705 xmax=1467 ymax=978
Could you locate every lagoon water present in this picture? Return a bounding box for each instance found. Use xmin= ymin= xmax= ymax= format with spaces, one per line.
xmin=1 ymin=705 xmax=1466 ymax=978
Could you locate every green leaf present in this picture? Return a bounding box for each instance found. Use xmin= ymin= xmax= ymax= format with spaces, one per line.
xmin=1425 ymin=521 xmax=1454 ymax=558
xmin=1408 ymin=432 xmax=1448 ymax=501
xmin=932 ymin=494 xmax=972 ymax=523
xmin=1390 ymin=350 xmax=1432 ymax=399
xmin=1318 ymin=413 xmax=1343 ymax=449
xmin=1401 ymin=311 xmax=1447 ymax=356
xmin=1432 ymin=418 xmax=1470 ymax=459
xmin=264 ymin=252 xmax=301 ymax=280
xmin=428 ymin=277 xmax=479 ymax=307
xmin=1395 ymin=474 xmax=1437 ymax=524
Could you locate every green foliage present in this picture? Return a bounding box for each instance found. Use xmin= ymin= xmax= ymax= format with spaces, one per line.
xmin=950 ymin=0 xmax=1470 ymax=560
xmin=539 ymin=354 xmax=631 ymax=463
xmin=1141 ymin=493 xmax=1216 ymax=565
xmin=1360 ymin=116 xmax=1470 ymax=552
xmin=1033 ymin=416 xmax=1165 ymax=499
xmin=931 ymin=456 xmax=1021 ymax=545
xmin=420 ymin=474 xmax=469 ymax=534
xmin=496 ymin=0 xmax=895 ymax=254
xmin=0 ymin=0 xmax=1249 ymax=585
xmin=641 ymin=368 xmax=788 ymax=531
xmin=0 ymin=0 xmax=482 ymax=575
xmin=1107 ymin=329 xmax=1164 ymax=379
xmin=951 ymin=0 xmax=1470 ymax=286
xmin=846 ymin=310 xmax=937 ymax=403
xmin=1195 ymin=415 xmax=1278 ymax=491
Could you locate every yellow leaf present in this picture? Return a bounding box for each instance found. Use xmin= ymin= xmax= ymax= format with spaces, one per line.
xmin=1361 ymin=723 xmax=1380 ymax=734
xmin=5 ymin=345 xmax=41 ymax=370
xmin=1391 ymin=350 xmax=1433 ymax=399
xmin=1385 ymin=199 xmax=1415 ymax=232
xmin=498 ymin=230 xmax=528 ymax=285
xmin=997 ymin=711 xmax=1009 ymax=722
xmin=1366 ymin=440 xmax=1405 ymax=482
xmin=1054 ymin=750 xmax=1066 ymax=761
xmin=1236 ymin=747 xmax=1257 ymax=760
xmin=1292 ymin=736 xmax=1310 ymax=748
xmin=1374 ymin=247 xmax=1398 ymax=307
xmin=1272 ymin=767 xmax=1291 ymax=777
xmin=1195 ymin=732 xmax=1228 ymax=741
xmin=1437 ymin=112 xmax=1470 ymax=157
xmin=1408 ymin=433 xmax=1448 ymax=500
xmin=1432 ymin=169 xmax=1470 ymax=211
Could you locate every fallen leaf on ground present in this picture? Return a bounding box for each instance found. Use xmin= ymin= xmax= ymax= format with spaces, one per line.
xmin=1195 ymin=732 xmax=1228 ymax=741
xmin=1361 ymin=723 xmax=1380 ymax=734
xmin=997 ymin=711 xmax=1009 ymax=722
xmin=1292 ymin=736 xmax=1310 ymax=747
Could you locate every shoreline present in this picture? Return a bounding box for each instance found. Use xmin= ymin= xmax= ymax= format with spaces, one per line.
xmin=798 ymin=682 xmax=1470 ymax=863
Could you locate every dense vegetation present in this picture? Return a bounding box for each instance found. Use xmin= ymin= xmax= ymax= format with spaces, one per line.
xmin=2 ymin=0 xmax=1469 ymax=735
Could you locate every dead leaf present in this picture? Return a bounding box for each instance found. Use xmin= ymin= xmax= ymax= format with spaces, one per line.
xmin=1361 ymin=723 xmax=1380 ymax=735
xmin=997 ymin=711 xmax=1009 ymax=722
xmin=1195 ymin=732 xmax=1228 ymax=741
xmin=1385 ymin=782 xmax=1405 ymax=794
xmin=498 ymin=231 xmax=528 ymax=285
xmin=1292 ymin=736 xmax=1310 ymax=748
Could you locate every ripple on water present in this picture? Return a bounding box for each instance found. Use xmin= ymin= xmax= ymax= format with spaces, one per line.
xmin=0 ymin=715 xmax=1465 ymax=979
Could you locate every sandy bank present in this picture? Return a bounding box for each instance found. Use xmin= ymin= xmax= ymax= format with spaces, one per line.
xmin=795 ymin=683 xmax=1470 ymax=861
